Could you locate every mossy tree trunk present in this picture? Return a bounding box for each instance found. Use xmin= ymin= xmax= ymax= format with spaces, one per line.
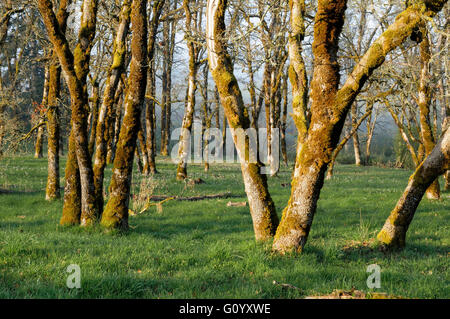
xmin=176 ymin=0 xmax=200 ymax=181
xmin=38 ymin=0 xmax=99 ymax=226
xmin=88 ymin=78 xmax=99 ymax=157
xmin=106 ymin=79 xmax=126 ymax=164
xmin=417 ymin=26 xmax=440 ymax=199
xmin=287 ymin=0 xmax=309 ymax=175
xmin=377 ymin=128 xmax=449 ymax=248
xmin=207 ymin=0 xmax=279 ymax=241
xmin=101 ymin=0 xmax=148 ymax=230
xmin=46 ymin=0 xmax=69 ymax=201
xmin=273 ymin=0 xmax=448 ymax=254
xmin=92 ymin=0 xmax=131 ymax=214
xmin=145 ymin=0 xmax=164 ymax=175
xmin=46 ymin=61 xmax=62 ymax=200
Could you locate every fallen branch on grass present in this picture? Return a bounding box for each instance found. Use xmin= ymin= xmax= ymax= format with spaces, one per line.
xmin=146 ymin=192 xmax=237 ymax=202
xmin=130 ymin=192 xmax=241 ymax=216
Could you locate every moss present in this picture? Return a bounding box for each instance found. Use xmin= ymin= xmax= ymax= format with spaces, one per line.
xmin=60 ymin=133 xmax=81 ymax=225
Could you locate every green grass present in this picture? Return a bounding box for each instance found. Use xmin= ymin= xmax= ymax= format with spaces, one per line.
xmin=0 ymin=155 xmax=448 ymax=298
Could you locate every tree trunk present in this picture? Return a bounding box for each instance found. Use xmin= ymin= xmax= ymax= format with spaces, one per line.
xmin=35 ymin=66 xmax=49 ymax=159
xmin=101 ymin=0 xmax=148 ymax=230
xmin=145 ymin=0 xmax=164 ymax=175
xmin=45 ymin=0 xmax=69 ymax=201
xmin=88 ymin=79 xmax=100 ymax=157
xmin=92 ymin=0 xmax=131 ymax=214
xmin=377 ymin=128 xmax=449 ymax=248
xmin=176 ymin=0 xmax=199 ymax=181
xmin=417 ymin=26 xmax=440 ymax=199
xmin=280 ymin=72 xmax=289 ymax=167
xmin=45 ymin=59 xmax=62 ymax=200
xmin=351 ymin=103 xmax=362 ymax=166
xmin=207 ymin=0 xmax=279 ymax=241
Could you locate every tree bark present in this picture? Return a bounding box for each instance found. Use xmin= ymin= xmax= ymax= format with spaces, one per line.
xmin=207 ymin=0 xmax=279 ymax=241
xmin=377 ymin=128 xmax=449 ymax=248
xmin=101 ymin=0 xmax=148 ymax=230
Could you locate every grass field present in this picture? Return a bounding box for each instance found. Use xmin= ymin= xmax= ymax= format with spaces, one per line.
xmin=0 ymin=156 xmax=448 ymax=298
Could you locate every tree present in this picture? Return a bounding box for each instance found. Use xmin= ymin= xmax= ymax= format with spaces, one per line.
xmin=92 ymin=0 xmax=131 ymax=216
xmin=101 ymin=0 xmax=148 ymax=230
xmin=377 ymin=127 xmax=449 ymax=248
xmin=38 ymin=0 xmax=99 ymax=226
xmin=272 ymin=0 xmax=448 ymax=254
xmin=176 ymin=0 xmax=204 ymax=181
xmin=207 ymin=0 xmax=279 ymax=241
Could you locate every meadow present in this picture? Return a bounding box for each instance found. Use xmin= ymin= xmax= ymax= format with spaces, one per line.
xmin=0 ymin=156 xmax=448 ymax=298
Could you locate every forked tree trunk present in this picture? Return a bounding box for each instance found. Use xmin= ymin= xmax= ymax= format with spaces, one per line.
xmin=92 ymin=0 xmax=131 ymax=214
xmin=273 ymin=0 xmax=448 ymax=254
xmin=207 ymin=0 xmax=278 ymax=241
xmin=377 ymin=128 xmax=449 ymax=248
xmin=101 ymin=0 xmax=148 ymax=230
xmin=38 ymin=0 xmax=99 ymax=226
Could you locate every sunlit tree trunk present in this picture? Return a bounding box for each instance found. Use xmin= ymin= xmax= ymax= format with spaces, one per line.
xmin=273 ymin=0 xmax=448 ymax=253
xmin=101 ymin=0 xmax=148 ymax=230
xmin=351 ymin=103 xmax=362 ymax=166
xmin=377 ymin=128 xmax=449 ymax=248
xmin=92 ymin=0 xmax=130 ymax=214
xmin=417 ymin=26 xmax=440 ymax=199
xmin=176 ymin=0 xmax=199 ymax=181
xmin=207 ymin=0 xmax=279 ymax=241
xmin=35 ymin=66 xmax=49 ymax=159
